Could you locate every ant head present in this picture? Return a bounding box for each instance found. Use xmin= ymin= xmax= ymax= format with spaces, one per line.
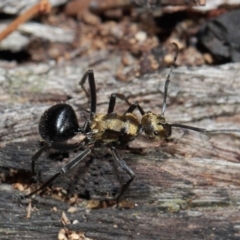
xmin=141 ymin=112 xmax=172 ymax=140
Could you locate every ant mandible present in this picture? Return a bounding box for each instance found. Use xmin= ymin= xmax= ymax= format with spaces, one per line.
xmin=26 ymin=43 xmax=240 ymax=202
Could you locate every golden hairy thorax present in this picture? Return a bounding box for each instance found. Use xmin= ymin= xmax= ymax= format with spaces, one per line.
xmin=141 ymin=112 xmax=172 ymax=140
xmin=89 ymin=112 xmax=141 ymax=145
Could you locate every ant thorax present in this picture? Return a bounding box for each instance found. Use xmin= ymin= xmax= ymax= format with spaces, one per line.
xmin=141 ymin=112 xmax=172 ymax=140
xmin=89 ymin=112 xmax=141 ymax=145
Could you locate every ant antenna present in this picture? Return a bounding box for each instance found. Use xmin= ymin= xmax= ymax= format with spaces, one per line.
xmin=161 ymin=43 xmax=240 ymax=135
xmin=161 ymin=43 xmax=179 ymax=116
xmin=169 ymin=123 xmax=240 ymax=135
xmin=160 ymin=43 xmax=240 ymax=135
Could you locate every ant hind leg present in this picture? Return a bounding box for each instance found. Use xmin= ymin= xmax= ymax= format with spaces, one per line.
xmin=31 ymin=144 xmax=48 ymax=181
xmin=26 ymin=148 xmax=91 ymax=198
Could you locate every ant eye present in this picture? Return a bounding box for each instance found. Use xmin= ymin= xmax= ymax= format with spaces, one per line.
xmin=154 ymin=131 xmax=159 ymax=135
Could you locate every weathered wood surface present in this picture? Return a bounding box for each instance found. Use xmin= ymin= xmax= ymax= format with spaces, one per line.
xmin=0 ymin=53 xmax=240 ymax=239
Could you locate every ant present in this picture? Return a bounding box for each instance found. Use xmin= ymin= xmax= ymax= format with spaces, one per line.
xmin=27 ymin=70 xmax=144 ymax=201
xmin=26 ymin=43 xmax=240 ymax=202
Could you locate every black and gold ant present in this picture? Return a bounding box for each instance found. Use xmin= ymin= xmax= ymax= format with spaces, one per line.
xmin=26 ymin=43 xmax=240 ymax=201
xmin=27 ymin=68 xmax=143 ymax=201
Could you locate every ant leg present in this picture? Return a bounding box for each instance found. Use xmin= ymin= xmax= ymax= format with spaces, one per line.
xmin=79 ymin=120 xmax=91 ymax=134
xmin=79 ymin=70 xmax=90 ymax=99
xmin=31 ymin=144 xmax=48 ymax=178
xmin=110 ymin=146 xmax=135 ymax=203
xmin=26 ymin=148 xmax=91 ymax=198
xmin=108 ymin=93 xmax=131 ymax=113
xmin=32 ymin=142 xmax=81 ymax=180
xmin=108 ymin=93 xmax=145 ymax=115
xmin=79 ymin=70 xmax=97 ymax=116
xmin=124 ymin=102 xmax=145 ymax=115
xmin=51 ymin=142 xmax=81 ymax=151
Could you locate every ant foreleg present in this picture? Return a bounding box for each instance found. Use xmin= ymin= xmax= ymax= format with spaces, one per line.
xmin=111 ymin=146 xmax=135 ymax=204
xmin=79 ymin=70 xmax=97 ymax=116
xmin=26 ymin=148 xmax=91 ymax=198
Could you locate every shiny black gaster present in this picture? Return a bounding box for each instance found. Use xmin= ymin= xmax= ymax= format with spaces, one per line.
xmin=39 ymin=103 xmax=79 ymax=143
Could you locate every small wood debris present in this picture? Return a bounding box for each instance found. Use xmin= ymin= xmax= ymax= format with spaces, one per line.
xmin=58 ymin=228 xmax=93 ymax=240
xmin=61 ymin=212 xmax=71 ymax=225
xmin=0 ymin=0 xmax=51 ymax=42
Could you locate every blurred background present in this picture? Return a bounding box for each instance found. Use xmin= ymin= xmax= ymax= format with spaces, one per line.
xmin=1 ymin=0 xmax=240 ymax=79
